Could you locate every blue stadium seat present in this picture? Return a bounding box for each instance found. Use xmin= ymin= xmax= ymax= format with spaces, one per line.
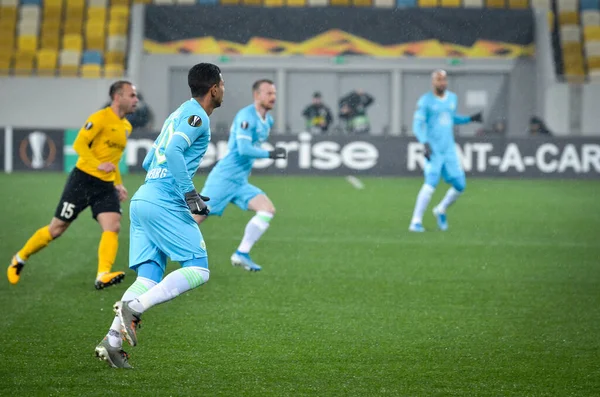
xmin=198 ymin=0 xmax=218 ymax=4
xmin=580 ymin=0 xmax=600 ymax=11
xmin=396 ymin=0 xmax=416 ymax=7
xmin=20 ymin=0 xmax=42 ymax=5
xmin=82 ymin=50 xmax=103 ymax=65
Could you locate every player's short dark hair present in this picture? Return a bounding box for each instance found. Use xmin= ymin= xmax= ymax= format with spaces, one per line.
xmin=188 ymin=63 xmax=222 ymax=98
xmin=109 ymin=80 xmax=132 ymax=100
xmin=252 ymin=79 xmax=274 ymax=92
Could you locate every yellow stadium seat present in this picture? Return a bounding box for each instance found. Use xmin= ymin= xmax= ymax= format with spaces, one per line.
xmin=36 ymin=48 xmax=57 ymax=76
xmin=62 ymin=33 xmax=83 ymax=51
xmin=264 ymin=0 xmax=283 ymax=5
xmin=42 ymin=18 xmax=61 ymax=31
xmin=584 ymin=26 xmax=600 ymax=41
xmin=508 ymin=0 xmax=528 ymax=8
xmin=44 ymin=0 xmax=64 ymax=7
xmin=559 ymin=11 xmax=579 ymax=25
xmin=562 ymin=41 xmax=582 ymax=55
xmin=0 ymin=7 xmax=17 ymax=21
xmin=108 ymin=19 xmax=128 ymax=35
xmin=41 ymin=30 xmax=60 ymax=50
xmin=43 ymin=6 xmax=62 ymax=20
xmin=330 ymin=0 xmax=350 ymax=4
xmin=87 ymin=7 xmax=106 ymax=23
xmin=17 ymin=35 xmax=38 ymax=52
xmin=109 ymin=5 xmax=129 ymax=21
xmin=105 ymin=50 xmax=124 ymax=65
xmin=13 ymin=51 xmax=34 ymax=75
xmin=111 ymin=0 xmax=131 ymax=5
xmin=486 ymin=0 xmax=506 ymax=7
xmin=86 ymin=34 xmax=105 ymax=51
xmin=220 ymin=0 xmax=240 ymax=4
xmin=588 ymin=56 xmax=600 ymax=69
xmin=241 ymin=0 xmax=261 ymax=4
xmin=418 ymin=0 xmax=437 ymax=6
xmin=0 ymin=52 xmax=11 ymax=75
xmin=66 ymin=0 xmax=85 ymax=10
xmin=133 ymin=0 xmax=150 ymax=3
xmin=353 ymin=0 xmax=372 ymax=5
xmin=81 ymin=63 xmax=102 ymax=78
xmin=0 ymin=16 xmax=16 ymax=33
xmin=440 ymin=0 xmax=460 ymax=6
xmin=104 ymin=63 xmax=123 ymax=77
xmin=86 ymin=20 xmax=106 ymax=36
xmin=63 ymin=19 xmax=83 ymax=34
xmin=286 ymin=0 xmax=306 ymax=5
xmin=0 ymin=32 xmax=14 ymax=52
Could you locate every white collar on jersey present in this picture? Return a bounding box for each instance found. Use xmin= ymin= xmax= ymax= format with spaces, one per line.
xmin=255 ymin=108 xmax=268 ymax=123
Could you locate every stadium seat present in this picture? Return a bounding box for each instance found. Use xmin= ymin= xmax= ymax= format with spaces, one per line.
xmin=43 ymin=5 xmax=62 ymax=20
xmin=584 ymin=25 xmax=600 ymax=41
xmin=307 ymin=0 xmax=328 ymax=5
xmin=0 ymin=33 xmax=14 ymax=53
xmin=105 ymin=50 xmax=124 ymax=64
xmin=41 ymin=29 xmax=60 ymax=50
xmin=85 ymin=32 xmax=106 ymax=51
xmin=59 ymin=49 xmax=80 ymax=76
xmin=111 ymin=0 xmax=131 ymax=6
xmin=580 ymin=0 xmax=600 ymax=11
xmin=353 ymin=0 xmax=372 ymax=5
xmin=563 ymin=41 xmax=583 ymax=57
xmin=82 ymin=49 xmax=103 ymax=64
xmin=440 ymin=0 xmax=460 ymax=7
xmin=486 ymin=0 xmax=506 ymax=8
xmin=175 ymin=0 xmax=196 ymax=4
xmin=396 ymin=0 xmax=416 ymax=6
xmin=586 ymin=41 xmax=600 ymax=57
xmin=557 ymin=0 xmax=578 ymax=12
xmin=264 ymin=0 xmax=284 ymax=6
xmin=587 ymin=55 xmax=600 ymax=69
xmin=374 ymin=0 xmax=394 ymax=7
xmin=0 ymin=52 xmax=11 ymax=75
xmin=560 ymin=25 xmax=582 ymax=43
xmin=21 ymin=0 xmax=42 ymax=5
xmin=559 ymin=11 xmax=580 ymax=25
xmin=0 ymin=14 xmax=16 ymax=31
xmin=81 ymin=63 xmax=102 ymax=78
xmin=109 ymin=5 xmax=129 ymax=22
xmin=13 ymin=50 xmax=34 ymax=75
xmin=17 ymin=20 xmax=39 ymax=36
xmin=508 ymin=0 xmax=528 ymax=5
xmin=87 ymin=7 xmax=107 ymax=23
xmin=107 ymin=34 xmax=127 ymax=53
xmin=582 ymin=10 xmax=600 ymax=26
xmin=0 ymin=7 xmax=18 ymax=23
xmin=104 ymin=63 xmax=123 ymax=78
xmin=62 ymin=33 xmax=83 ymax=51
xmin=63 ymin=19 xmax=83 ymax=35
xmin=589 ymin=68 xmax=600 ymax=81
xmin=286 ymin=0 xmax=307 ymax=6
xmin=108 ymin=19 xmax=128 ymax=35
xmin=20 ymin=4 xmax=41 ymax=21
xmin=463 ymin=0 xmax=484 ymax=7
xmin=89 ymin=0 xmax=109 ymax=6
xmin=36 ymin=48 xmax=57 ymax=76
xmin=17 ymin=35 xmax=38 ymax=52
xmin=417 ymin=0 xmax=436 ymax=6
xmin=0 ymin=0 xmax=18 ymax=6
xmin=198 ymin=0 xmax=219 ymax=4
xmin=241 ymin=0 xmax=262 ymax=4
xmin=330 ymin=0 xmax=350 ymax=5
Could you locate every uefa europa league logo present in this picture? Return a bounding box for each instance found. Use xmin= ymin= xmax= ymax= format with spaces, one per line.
xmin=19 ymin=131 xmax=57 ymax=169
xmin=29 ymin=132 xmax=47 ymax=169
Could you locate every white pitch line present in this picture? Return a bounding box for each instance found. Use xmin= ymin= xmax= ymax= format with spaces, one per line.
xmin=345 ymin=175 xmax=365 ymax=190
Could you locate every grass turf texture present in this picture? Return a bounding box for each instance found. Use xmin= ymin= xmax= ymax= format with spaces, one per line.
xmin=0 ymin=173 xmax=599 ymax=396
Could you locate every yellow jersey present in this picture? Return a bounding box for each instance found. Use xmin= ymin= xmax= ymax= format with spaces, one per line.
xmin=73 ymin=106 xmax=132 ymax=185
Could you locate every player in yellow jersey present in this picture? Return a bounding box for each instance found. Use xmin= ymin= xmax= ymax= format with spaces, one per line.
xmin=7 ymin=81 xmax=139 ymax=290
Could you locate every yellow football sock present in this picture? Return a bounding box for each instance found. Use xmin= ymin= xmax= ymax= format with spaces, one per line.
xmin=18 ymin=226 xmax=53 ymax=261
xmin=97 ymin=231 xmax=119 ymax=276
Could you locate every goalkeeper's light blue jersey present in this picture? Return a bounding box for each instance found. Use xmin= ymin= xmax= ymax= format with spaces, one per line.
xmin=412 ymin=91 xmax=471 ymax=156
xmin=206 ymin=104 xmax=273 ymax=184
xmin=132 ymin=98 xmax=211 ymax=211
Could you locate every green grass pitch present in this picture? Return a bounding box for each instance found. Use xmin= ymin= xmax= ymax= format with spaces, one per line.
xmin=0 ymin=173 xmax=599 ymax=396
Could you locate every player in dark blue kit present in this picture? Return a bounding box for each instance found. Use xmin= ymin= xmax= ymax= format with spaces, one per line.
xmin=409 ymin=70 xmax=482 ymax=232
xmin=95 ymin=63 xmax=224 ymax=368
xmin=198 ymin=79 xmax=287 ymax=272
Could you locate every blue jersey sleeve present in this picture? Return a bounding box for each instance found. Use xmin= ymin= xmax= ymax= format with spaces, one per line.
xmin=412 ymin=96 xmax=428 ymax=144
xmin=453 ymin=114 xmax=471 ymax=125
xmin=164 ymin=114 xmax=208 ymax=194
xmin=233 ymin=116 xmax=270 ymax=159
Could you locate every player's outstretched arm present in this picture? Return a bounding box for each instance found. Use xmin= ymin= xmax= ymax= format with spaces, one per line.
xmin=454 ymin=112 xmax=482 ymax=125
xmin=237 ymin=137 xmax=271 ymax=159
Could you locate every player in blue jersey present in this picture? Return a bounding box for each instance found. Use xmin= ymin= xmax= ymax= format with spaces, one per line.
xmin=94 ymin=63 xmax=224 ymax=369
xmin=197 ymin=79 xmax=287 ymax=272
xmin=409 ymin=69 xmax=482 ymax=232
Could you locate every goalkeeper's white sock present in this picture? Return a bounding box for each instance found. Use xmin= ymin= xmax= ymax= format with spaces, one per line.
xmin=436 ymin=187 xmax=462 ymax=214
xmin=128 ymin=267 xmax=210 ymax=313
xmin=411 ymin=184 xmax=435 ymax=224
xmin=107 ymin=277 xmax=156 ymax=348
xmin=237 ymin=211 xmax=273 ymax=254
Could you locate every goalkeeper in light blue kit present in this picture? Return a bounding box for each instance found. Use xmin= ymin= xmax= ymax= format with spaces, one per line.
xmin=94 ymin=63 xmax=224 ymax=369
xmin=409 ymin=69 xmax=482 ymax=232
xmin=198 ymin=79 xmax=287 ymax=272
